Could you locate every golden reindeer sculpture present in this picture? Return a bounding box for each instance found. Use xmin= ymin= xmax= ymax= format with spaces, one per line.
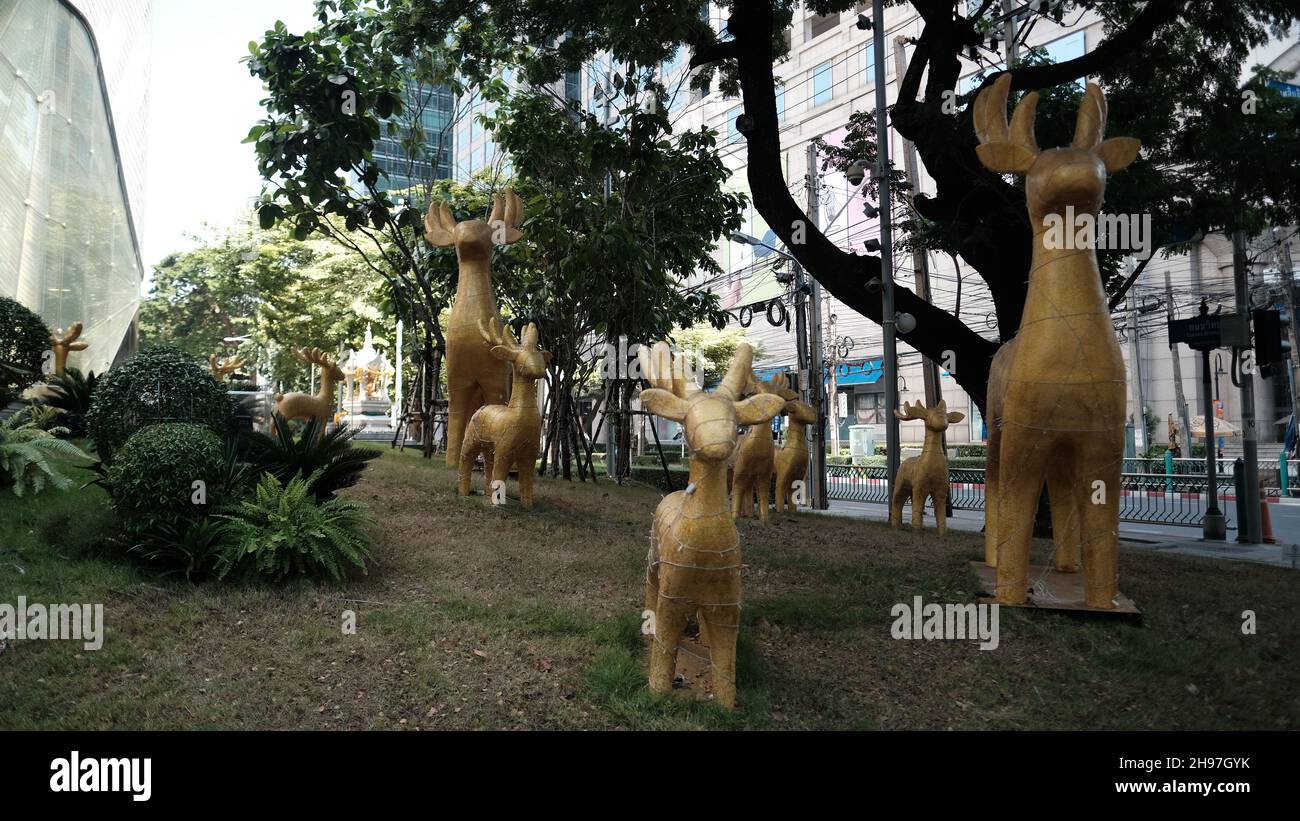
xmin=731 ymin=373 xmax=797 ymax=523
xmin=974 ymin=74 xmax=1139 ymax=608
xmin=425 ymin=189 xmax=523 ymax=466
xmin=889 ymin=400 xmax=964 ymax=535
xmin=208 ymin=354 xmax=246 ymax=382
xmin=458 ymin=319 xmax=551 ymax=510
xmin=49 ymin=322 xmax=87 ymax=377
xmin=640 ymin=342 xmax=785 ymax=709
xmin=273 ymin=347 xmax=344 ymax=426
xmin=774 ymin=399 xmax=818 ymax=515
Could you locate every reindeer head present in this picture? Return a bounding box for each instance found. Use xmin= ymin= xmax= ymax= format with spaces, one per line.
xmin=639 ymin=342 xmax=786 ymax=463
xmin=746 ymin=371 xmax=798 ymax=402
xmin=479 ymin=318 xmax=551 ymax=379
xmin=974 ymin=74 xmax=1140 ymax=222
xmin=424 ymin=188 xmax=524 ymax=262
xmin=895 ymin=399 xmax=964 ymax=434
xmin=785 ymin=400 xmax=818 ymax=426
xmin=293 ymin=347 xmax=344 ymax=381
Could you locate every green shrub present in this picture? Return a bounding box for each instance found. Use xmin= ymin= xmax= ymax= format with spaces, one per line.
xmin=0 ymin=297 xmax=50 ymax=407
xmin=43 ymin=368 xmax=97 ymax=437
xmin=243 ymin=415 xmax=379 ymax=501
xmin=109 ymin=517 xmax=229 ymax=582
xmin=0 ymin=415 xmax=94 ymax=496
xmin=956 ymin=443 xmax=988 ymax=458
xmin=87 ymin=345 xmax=234 ymax=462
xmin=107 ymin=423 xmax=225 ymax=535
xmin=216 ymin=471 xmax=374 ymax=584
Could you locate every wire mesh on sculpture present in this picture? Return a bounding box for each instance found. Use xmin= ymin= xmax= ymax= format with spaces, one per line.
xmin=774 ymin=399 xmax=817 ymax=515
xmin=458 ymin=319 xmax=551 ymax=510
xmin=974 ymin=74 xmax=1140 ymax=608
xmin=639 ymin=342 xmax=785 ymax=708
xmin=731 ymin=373 xmax=796 ymax=522
xmin=889 ymin=400 xmax=964 ymax=535
xmin=274 ymin=348 xmax=344 ymax=425
xmin=425 ymin=190 xmax=522 ymax=466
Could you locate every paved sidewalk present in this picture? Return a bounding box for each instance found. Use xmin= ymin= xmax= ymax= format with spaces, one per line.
xmin=811 ymin=501 xmax=1300 ymax=570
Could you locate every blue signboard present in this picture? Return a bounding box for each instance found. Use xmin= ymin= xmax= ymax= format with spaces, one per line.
xmin=1268 ymin=80 xmax=1300 ymax=99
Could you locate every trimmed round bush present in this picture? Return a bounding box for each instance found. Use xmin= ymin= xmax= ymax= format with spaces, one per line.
xmin=0 ymin=296 xmax=51 ymax=406
xmin=88 ymin=344 xmax=234 ymax=462
xmin=107 ymin=423 xmax=225 ymax=535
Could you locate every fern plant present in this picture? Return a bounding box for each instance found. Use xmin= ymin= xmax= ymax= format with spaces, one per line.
xmin=243 ymin=414 xmax=379 ymax=502
xmin=110 ymin=517 xmax=229 ymax=582
xmin=44 ymin=368 xmax=97 ymax=437
xmin=0 ymin=416 xmax=94 ymax=496
xmin=215 ymin=471 xmax=374 ymax=584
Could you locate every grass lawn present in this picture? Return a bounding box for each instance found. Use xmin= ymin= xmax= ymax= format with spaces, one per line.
xmin=1 ymin=447 xmax=1297 ymax=730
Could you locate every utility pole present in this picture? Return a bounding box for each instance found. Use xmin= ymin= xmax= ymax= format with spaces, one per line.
xmin=1001 ymin=0 xmax=1018 ymax=65
xmin=1198 ymin=301 xmax=1227 ymax=541
xmin=806 ymin=144 xmax=828 ymax=509
xmin=1127 ymin=259 xmax=1147 ymax=453
xmin=872 ymin=0 xmax=900 ymax=487
xmin=894 ymin=37 xmax=941 ymax=410
xmin=1233 ymin=228 xmax=1262 ymax=543
xmin=1274 ymin=227 xmax=1300 ymax=450
xmin=1164 ymin=272 xmax=1193 ymax=456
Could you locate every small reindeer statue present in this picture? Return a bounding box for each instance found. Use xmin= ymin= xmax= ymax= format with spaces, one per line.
xmin=424 ymin=189 xmax=523 ymax=467
xmin=49 ymin=323 xmax=87 ymax=377
xmin=774 ymin=399 xmax=818 ymax=515
xmin=889 ymin=400 xmax=964 ymax=535
xmin=208 ymin=354 xmax=246 ymax=382
xmin=974 ymin=74 xmax=1139 ymax=608
xmin=731 ymin=373 xmax=797 ymax=523
xmin=458 ymin=319 xmax=551 ymax=510
xmin=273 ymin=347 xmax=344 ymax=426
xmin=640 ymin=341 xmax=785 ymax=709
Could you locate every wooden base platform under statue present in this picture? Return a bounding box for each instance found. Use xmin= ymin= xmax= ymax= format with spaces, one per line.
xmin=968 ymin=561 xmax=1142 ymax=623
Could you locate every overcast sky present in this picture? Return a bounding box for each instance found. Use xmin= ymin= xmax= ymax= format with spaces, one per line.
xmin=141 ymin=0 xmax=316 ymax=273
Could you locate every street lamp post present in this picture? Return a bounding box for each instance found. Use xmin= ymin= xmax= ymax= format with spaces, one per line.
xmin=871 ymin=0 xmax=901 ymax=489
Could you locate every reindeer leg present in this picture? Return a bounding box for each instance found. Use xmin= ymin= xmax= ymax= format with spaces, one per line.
xmin=911 ymin=483 xmax=926 ymax=530
xmin=517 ymin=450 xmax=536 ymax=510
xmin=699 ymin=603 xmax=741 ymax=710
xmin=890 ymin=479 xmax=910 ymax=528
xmin=457 ymin=430 xmax=480 ymax=497
xmin=1081 ymin=450 xmax=1122 ymax=609
xmin=648 ymin=599 xmax=690 ymax=696
xmin=756 ymin=472 xmax=771 ymax=523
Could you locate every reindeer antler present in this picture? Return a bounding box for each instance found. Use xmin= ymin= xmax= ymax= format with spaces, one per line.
xmin=478 ymin=317 xmax=520 ymax=354
xmin=973 ymin=74 xmax=1040 ymax=175
xmin=489 ymin=188 xmax=524 ymax=244
xmin=51 ymin=322 xmax=87 ymax=351
xmin=717 ymin=344 xmax=754 ymax=401
xmin=894 ymin=400 xmax=929 ymax=421
xmin=638 ymin=341 xmax=698 ymax=399
xmin=423 ymin=200 xmax=457 ymax=248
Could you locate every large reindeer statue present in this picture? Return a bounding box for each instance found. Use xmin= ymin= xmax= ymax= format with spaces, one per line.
xmin=774 ymin=399 xmax=818 ymax=515
xmin=889 ymin=400 xmax=964 ymax=535
xmin=424 ymin=189 xmax=523 ymax=466
xmin=731 ymin=373 xmax=797 ymax=523
xmin=974 ymin=74 xmax=1139 ymax=608
xmin=273 ymin=347 xmax=344 ymax=426
xmin=208 ymin=354 xmax=246 ymax=382
xmin=49 ymin=323 xmax=87 ymax=377
xmin=640 ymin=342 xmax=785 ymax=709
xmin=458 ymin=319 xmax=551 ymax=510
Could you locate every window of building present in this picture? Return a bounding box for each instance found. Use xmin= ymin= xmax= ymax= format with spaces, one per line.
xmin=775 ymin=84 xmax=785 ymax=121
xmin=808 ymin=13 xmax=839 ymax=40
xmin=726 ymin=106 xmax=743 ymax=143
xmin=855 ymin=392 xmax=885 ymax=424
xmin=863 ymin=41 xmax=875 ymax=85
xmin=812 ymin=61 xmax=833 ymax=106
xmin=564 ymin=69 xmax=582 ymax=104
xmin=968 ymin=398 xmax=985 ymax=442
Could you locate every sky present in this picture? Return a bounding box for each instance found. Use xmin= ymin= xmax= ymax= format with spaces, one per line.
xmin=141 ymin=0 xmax=317 ymax=273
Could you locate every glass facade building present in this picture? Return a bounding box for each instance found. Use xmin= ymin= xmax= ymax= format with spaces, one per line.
xmin=0 ymin=0 xmax=149 ymax=376
xmin=370 ymin=79 xmax=455 ymax=192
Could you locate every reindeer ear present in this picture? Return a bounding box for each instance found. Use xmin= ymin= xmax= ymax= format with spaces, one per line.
xmin=947 ymin=412 xmax=966 ymax=424
xmin=542 ymin=351 xmax=553 ymax=365
xmin=641 ymin=388 xmax=689 ymax=422
xmin=68 ymin=342 xmax=88 ymax=351
xmin=976 ymin=142 xmax=1036 ymax=175
xmin=1098 ymin=137 xmax=1140 ymax=174
xmin=735 ymin=393 xmax=785 ymax=426
xmin=489 ymin=345 xmax=514 ymax=362
xmin=893 ymin=408 xmax=910 ymax=421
